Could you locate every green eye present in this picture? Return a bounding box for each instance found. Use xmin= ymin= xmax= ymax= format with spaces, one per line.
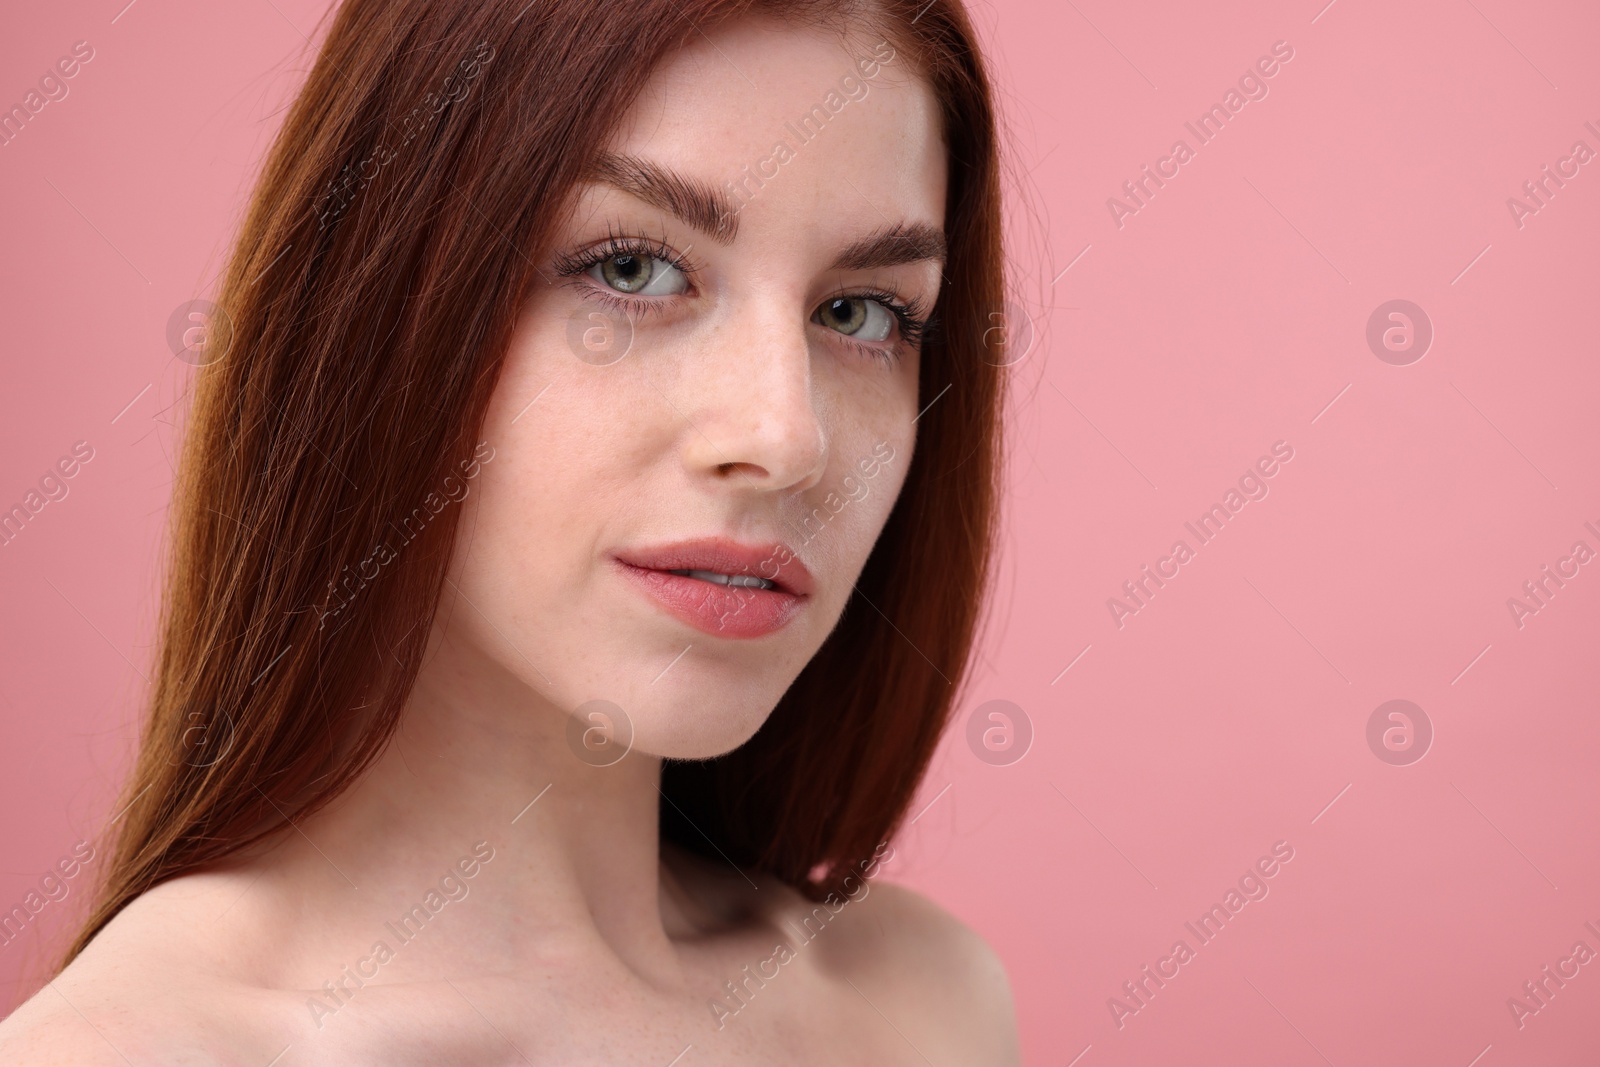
xmin=813 ymin=296 xmax=894 ymax=342
xmin=598 ymin=255 xmax=652 ymax=293
xmin=589 ymin=253 xmax=688 ymax=297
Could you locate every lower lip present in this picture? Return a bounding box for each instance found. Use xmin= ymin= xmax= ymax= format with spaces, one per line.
xmin=614 ymin=560 xmax=806 ymax=639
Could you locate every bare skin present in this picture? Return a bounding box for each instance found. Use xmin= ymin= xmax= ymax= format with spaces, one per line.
xmin=0 ymin=14 xmax=1020 ymax=1065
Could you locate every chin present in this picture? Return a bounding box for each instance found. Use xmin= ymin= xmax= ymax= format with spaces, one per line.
xmin=629 ymin=692 xmax=780 ymax=762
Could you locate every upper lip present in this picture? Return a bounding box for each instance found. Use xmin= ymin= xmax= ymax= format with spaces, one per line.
xmin=613 ymin=537 xmax=815 ymax=597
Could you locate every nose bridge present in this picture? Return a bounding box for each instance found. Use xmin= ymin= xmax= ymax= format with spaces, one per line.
xmin=685 ymin=290 xmax=826 ymax=491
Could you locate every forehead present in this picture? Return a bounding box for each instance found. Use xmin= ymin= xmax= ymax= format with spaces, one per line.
xmin=592 ymin=16 xmax=947 ymax=237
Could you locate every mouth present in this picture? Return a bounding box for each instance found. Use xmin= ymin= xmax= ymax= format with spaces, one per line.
xmin=612 ymin=537 xmax=815 ymax=597
xmin=663 ymin=568 xmax=779 ymax=591
xmin=611 ymin=537 xmax=814 ymax=639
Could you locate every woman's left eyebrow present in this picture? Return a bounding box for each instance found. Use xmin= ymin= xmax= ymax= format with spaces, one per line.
xmin=583 ymin=152 xmax=945 ymax=270
xmin=829 ymin=221 xmax=946 ymax=271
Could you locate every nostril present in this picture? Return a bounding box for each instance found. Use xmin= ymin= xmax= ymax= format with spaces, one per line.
xmin=715 ymin=460 xmax=769 ymax=482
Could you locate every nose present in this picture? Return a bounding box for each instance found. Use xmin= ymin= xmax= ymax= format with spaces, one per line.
xmin=679 ymin=297 xmax=828 ymax=495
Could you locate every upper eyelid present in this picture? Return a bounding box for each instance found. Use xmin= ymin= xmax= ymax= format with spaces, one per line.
xmin=567 ymin=267 xmax=921 ymax=365
xmin=561 ymin=227 xmax=926 ymax=297
xmin=559 ymin=234 xmax=929 ymax=332
xmin=556 ymin=232 xmax=700 ymax=278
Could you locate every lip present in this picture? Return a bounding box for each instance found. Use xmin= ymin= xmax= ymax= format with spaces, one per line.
xmin=612 ymin=537 xmax=814 ymax=639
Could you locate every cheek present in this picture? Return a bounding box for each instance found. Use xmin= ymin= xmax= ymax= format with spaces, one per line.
xmin=813 ymin=339 xmax=920 ymax=450
xmin=467 ymin=401 xmax=635 ymax=579
xmin=804 ymin=363 xmax=917 ymax=568
xmin=444 ymin=430 xmax=646 ymax=703
xmin=802 ymin=447 xmax=911 ymax=609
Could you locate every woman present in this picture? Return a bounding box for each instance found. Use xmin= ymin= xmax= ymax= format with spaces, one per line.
xmin=1 ymin=0 xmax=1019 ymax=1060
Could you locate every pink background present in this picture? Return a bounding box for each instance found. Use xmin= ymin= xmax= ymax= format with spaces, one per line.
xmin=3 ymin=0 xmax=1598 ymax=1062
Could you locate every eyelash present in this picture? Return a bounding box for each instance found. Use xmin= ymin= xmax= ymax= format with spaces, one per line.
xmin=551 ymin=228 xmax=934 ymax=365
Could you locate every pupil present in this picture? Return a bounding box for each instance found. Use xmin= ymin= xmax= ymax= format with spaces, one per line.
xmin=827 ymin=298 xmax=863 ymax=333
xmin=602 ymin=254 xmax=652 ymax=293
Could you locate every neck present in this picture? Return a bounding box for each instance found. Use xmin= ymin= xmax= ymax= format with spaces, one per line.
xmin=277 ymin=621 xmax=690 ymax=988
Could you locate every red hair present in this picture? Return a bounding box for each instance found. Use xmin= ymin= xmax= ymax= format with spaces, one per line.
xmin=61 ymin=0 xmax=1009 ymax=970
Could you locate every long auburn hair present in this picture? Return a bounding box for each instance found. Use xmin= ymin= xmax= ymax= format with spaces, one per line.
xmin=61 ymin=0 xmax=1008 ymax=968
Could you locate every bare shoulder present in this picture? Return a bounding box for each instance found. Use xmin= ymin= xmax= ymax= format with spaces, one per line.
xmin=0 ymin=872 xmax=285 ymax=1066
xmin=772 ymin=872 xmax=1022 ymax=1064
xmin=687 ymin=840 xmax=1021 ymax=1061
xmin=0 ymin=958 xmax=233 ymax=1067
xmin=0 ymin=979 xmax=136 ymax=1066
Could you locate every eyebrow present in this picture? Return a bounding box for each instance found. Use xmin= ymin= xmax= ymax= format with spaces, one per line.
xmin=584 ymin=152 xmax=740 ymax=243
xmin=831 ymin=220 xmax=947 ymax=272
xmin=581 ymin=151 xmax=947 ymax=270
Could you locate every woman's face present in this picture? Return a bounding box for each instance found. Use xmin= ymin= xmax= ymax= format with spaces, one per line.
xmin=444 ymin=16 xmax=948 ymax=759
